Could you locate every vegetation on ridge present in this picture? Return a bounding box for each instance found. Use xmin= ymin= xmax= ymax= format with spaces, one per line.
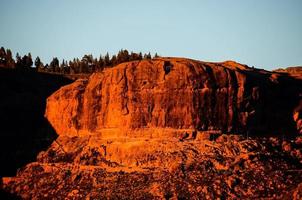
xmin=0 ymin=46 xmax=159 ymax=74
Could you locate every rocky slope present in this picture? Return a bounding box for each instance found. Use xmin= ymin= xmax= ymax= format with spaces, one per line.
xmin=2 ymin=58 xmax=302 ymax=199
xmin=2 ymin=134 xmax=302 ymax=199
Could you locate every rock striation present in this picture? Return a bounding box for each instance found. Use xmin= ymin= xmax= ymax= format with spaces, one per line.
xmin=46 ymin=58 xmax=302 ymax=136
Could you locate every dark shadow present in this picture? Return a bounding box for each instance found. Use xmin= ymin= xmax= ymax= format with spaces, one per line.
xmin=0 ymin=188 xmax=21 ymax=200
xmin=163 ymin=61 xmax=172 ymax=75
xmin=240 ymin=69 xmax=302 ymax=136
xmin=192 ymin=64 xmax=301 ymax=137
xmin=0 ymin=68 xmax=73 ymax=176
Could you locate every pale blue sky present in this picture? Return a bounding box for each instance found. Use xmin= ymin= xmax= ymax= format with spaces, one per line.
xmin=0 ymin=0 xmax=301 ymax=70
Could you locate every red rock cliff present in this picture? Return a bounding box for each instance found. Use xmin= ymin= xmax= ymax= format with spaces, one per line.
xmin=45 ymin=58 xmax=302 ymax=136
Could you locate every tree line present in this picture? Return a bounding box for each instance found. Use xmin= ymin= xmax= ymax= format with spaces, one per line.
xmin=0 ymin=47 xmax=159 ymax=74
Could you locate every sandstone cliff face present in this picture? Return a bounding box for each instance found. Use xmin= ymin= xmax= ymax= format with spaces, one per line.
xmin=45 ymin=58 xmax=302 ymax=136
xmin=3 ymin=58 xmax=302 ymax=199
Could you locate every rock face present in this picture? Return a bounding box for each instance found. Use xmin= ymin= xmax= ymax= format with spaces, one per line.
xmin=46 ymin=58 xmax=302 ymax=136
xmin=2 ymin=58 xmax=302 ymax=199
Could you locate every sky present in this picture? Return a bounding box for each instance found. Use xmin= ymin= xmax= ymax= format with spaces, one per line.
xmin=0 ymin=0 xmax=301 ymax=70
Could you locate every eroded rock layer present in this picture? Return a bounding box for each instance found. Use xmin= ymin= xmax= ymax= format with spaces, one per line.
xmin=46 ymin=58 xmax=302 ymax=136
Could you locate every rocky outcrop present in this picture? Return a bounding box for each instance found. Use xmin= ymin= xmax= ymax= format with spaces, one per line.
xmin=45 ymin=58 xmax=302 ymax=136
xmin=3 ymin=58 xmax=302 ymax=199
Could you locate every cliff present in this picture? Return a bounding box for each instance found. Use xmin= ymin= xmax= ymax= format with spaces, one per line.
xmin=2 ymin=58 xmax=302 ymax=199
xmin=45 ymin=58 xmax=302 ymax=136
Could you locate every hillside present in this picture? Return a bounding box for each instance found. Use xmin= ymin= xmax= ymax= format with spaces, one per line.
xmin=2 ymin=58 xmax=302 ymax=199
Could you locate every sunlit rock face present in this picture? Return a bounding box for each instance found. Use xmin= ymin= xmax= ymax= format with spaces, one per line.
xmin=45 ymin=58 xmax=302 ymax=137
xmin=3 ymin=58 xmax=302 ymax=199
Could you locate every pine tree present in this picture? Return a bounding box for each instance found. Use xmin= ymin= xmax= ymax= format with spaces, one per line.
xmin=20 ymin=53 xmax=33 ymax=69
xmin=26 ymin=53 xmax=33 ymax=68
xmin=50 ymin=57 xmax=59 ymax=72
xmin=44 ymin=64 xmax=49 ymax=72
xmin=60 ymin=59 xmax=66 ymax=74
xmin=0 ymin=47 xmax=6 ymax=66
xmin=16 ymin=53 xmax=22 ymax=69
xmin=121 ymin=49 xmax=129 ymax=62
xmin=138 ymin=52 xmax=143 ymax=60
xmin=143 ymin=53 xmax=148 ymax=59
xmin=111 ymin=55 xmax=117 ymax=66
xmin=0 ymin=48 xmax=15 ymax=68
xmin=35 ymin=56 xmax=43 ymax=72
xmin=82 ymin=54 xmax=93 ymax=73
xmin=35 ymin=56 xmax=41 ymax=68
xmin=146 ymin=52 xmax=152 ymax=59
xmin=98 ymin=55 xmax=104 ymax=71
xmin=69 ymin=60 xmax=75 ymax=74
xmin=104 ymin=52 xmax=110 ymax=67
xmin=129 ymin=52 xmax=139 ymax=61
xmin=6 ymin=49 xmax=15 ymax=68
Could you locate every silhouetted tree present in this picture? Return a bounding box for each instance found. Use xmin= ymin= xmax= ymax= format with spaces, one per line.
xmin=15 ymin=53 xmax=22 ymax=69
xmin=27 ymin=53 xmax=33 ymax=67
xmin=19 ymin=53 xmax=33 ymax=69
xmin=104 ymin=52 xmax=110 ymax=67
xmin=59 ymin=59 xmax=69 ymax=74
xmin=69 ymin=60 xmax=75 ymax=74
xmin=0 ymin=47 xmax=6 ymax=66
xmin=111 ymin=55 xmax=117 ymax=66
xmin=6 ymin=49 xmax=15 ymax=68
xmin=35 ymin=56 xmax=43 ymax=72
xmin=74 ymin=58 xmax=80 ymax=73
xmin=91 ymin=58 xmax=98 ymax=72
xmin=49 ymin=57 xmax=59 ymax=72
xmin=129 ymin=52 xmax=143 ymax=61
xmin=98 ymin=55 xmax=104 ymax=71
xmin=138 ymin=52 xmax=143 ymax=60
xmin=144 ymin=52 xmax=152 ymax=59
xmin=1 ymin=47 xmax=159 ymax=74
xmin=82 ymin=54 xmax=93 ymax=65
xmin=0 ymin=48 xmax=15 ymax=68
xmin=117 ymin=49 xmax=129 ymax=64
xmin=79 ymin=61 xmax=87 ymax=73
xmin=82 ymin=54 xmax=94 ymax=73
